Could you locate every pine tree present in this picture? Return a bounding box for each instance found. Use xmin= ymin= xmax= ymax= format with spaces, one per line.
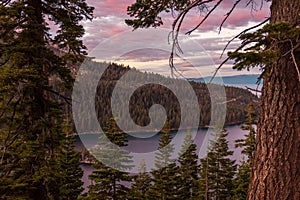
xmin=86 ymin=118 xmax=133 ymax=200
xmin=56 ymin=118 xmax=84 ymax=200
xmin=233 ymin=160 xmax=250 ymax=200
xmin=147 ymin=122 xmax=179 ymax=200
xmin=177 ymin=130 xmax=200 ymax=199
xmin=234 ymin=103 xmax=257 ymax=199
xmin=235 ymin=103 xmax=257 ymax=165
xmin=0 ymin=0 xmax=93 ymax=199
xmin=199 ymin=127 xmax=237 ymax=200
xmin=128 ymin=159 xmax=152 ymax=200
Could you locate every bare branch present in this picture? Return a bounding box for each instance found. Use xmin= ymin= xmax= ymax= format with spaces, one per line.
xmin=217 ymin=96 xmax=242 ymax=104
xmin=278 ymin=38 xmax=300 ymax=82
xmin=169 ymin=0 xmax=213 ymax=74
xmin=259 ymin=0 xmax=265 ymax=10
xmin=0 ymin=0 xmax=11 ymax=7
xmin=219 ymin=0 xmax=242 ymax=33
xmin=246 ymin=0 xmax=258 ymax=13
xmin=209 ymin=57 xmax=230 ymax=84
xmin=245 ymin=86 xmax=261 ymax=93
xmin=167 ymin=0 xmax=270 ymax=83
xmin=186 ymin=0 xmax=223 ymax=35
xmin=42 ymin=86 xmax=72 ymax=104
xmin=209 ymin=37 xmax=262 ymax=83
xmin=288 ymin=40 xmax=300 ymax=82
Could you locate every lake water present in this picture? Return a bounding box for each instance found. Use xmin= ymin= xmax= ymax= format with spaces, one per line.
xmin=75 ymin=124 xmax=250 ymax=190
xmin=75 ymin=80 xmax=261 ymax=189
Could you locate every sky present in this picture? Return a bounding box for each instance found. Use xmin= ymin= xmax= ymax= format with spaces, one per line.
xmin=82 ymin=0 xmax=270 ymax=78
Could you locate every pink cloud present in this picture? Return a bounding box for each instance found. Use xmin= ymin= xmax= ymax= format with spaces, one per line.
xmin=87 ymin=0 xmax=134 ymax=17
xmin=86 ymin=0 xmax=269 ymax=33
xmin=83 ymin=0 xmax=270 ymax=53
xmin=173 ymin=2 xmax=269 ymax=33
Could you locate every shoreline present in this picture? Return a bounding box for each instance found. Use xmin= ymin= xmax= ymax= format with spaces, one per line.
xmin=75 ymin=121 xmax=244 ymax=136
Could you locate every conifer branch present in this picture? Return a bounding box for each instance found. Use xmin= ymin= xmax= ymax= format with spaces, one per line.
xmin=220 ymin=17 xmax=270 ymax=58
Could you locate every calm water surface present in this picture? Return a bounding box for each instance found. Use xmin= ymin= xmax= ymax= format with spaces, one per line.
xmin=75 ymin=125 xmax=249 ymax=189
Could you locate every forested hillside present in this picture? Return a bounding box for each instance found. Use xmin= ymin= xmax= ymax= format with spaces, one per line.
xmin=74 ymin=60 xmax=259 ymax=133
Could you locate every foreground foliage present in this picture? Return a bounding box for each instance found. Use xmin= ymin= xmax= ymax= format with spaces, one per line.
xmin=199 ymin=126 xmax=237 ymax=200
xmin=86 ymin=119 xmax=133 ymax=200
xmin=0 ymin=0 xmax=93 ymax=199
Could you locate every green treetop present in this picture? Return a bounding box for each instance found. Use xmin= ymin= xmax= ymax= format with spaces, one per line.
xmin=128 ymin=159 xmax=152 ymax=200
xmin=234 ymin=102 xmax=257 ymax=199
xmin=86 ymin=118 xmax=133 ymax=200
xmin=56 ymin=117 xmax=84 ymax=200
xmin=199 ymin=126 xmax=237 ymax=200
xmin=147 ymin=122 xmax=179 ymax=200
xmin=235 ymin=102 xmax=257 ymax=165
xmin=177 ymin=130 xmax=200 ymax=199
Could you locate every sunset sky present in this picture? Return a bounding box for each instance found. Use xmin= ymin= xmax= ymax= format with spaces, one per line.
xmin=82 ymin=0 xmax=270 ymax=77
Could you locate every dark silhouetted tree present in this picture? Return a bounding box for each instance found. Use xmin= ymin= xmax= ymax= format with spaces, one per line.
xmin=235 ymin=102 xmax=257 ymax=165
xmin=0 ymin=0 xmax=93 ymax=199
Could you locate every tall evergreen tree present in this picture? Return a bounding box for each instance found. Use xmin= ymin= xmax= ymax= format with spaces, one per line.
xmin=235 ymin=102 xmax=257 ymax=165
xmin=234 ymin=102 xmax=257 ymax=199
xmin=147 ymin=122 xmax=179 ymax=200
xmin=199 ymin=127 xmax=236 ymax=200
xmin=177 ymin=130 xmax=200 ymax=199
xmin=0 ymin=0 xmax=93 ymax=199
xmin=233 ymin=160 xmax=251 ymax=200
xmin=56 ymin=118 xmax=84 ymax=200
xmin=86 ymin=118 xmax=133 ymax=200
xmin=128 ymin=159 xmax=152 ymax=200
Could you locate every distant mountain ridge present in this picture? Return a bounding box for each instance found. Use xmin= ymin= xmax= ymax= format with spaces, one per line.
xmin=188 ymin=74 xmax=262 ymax=85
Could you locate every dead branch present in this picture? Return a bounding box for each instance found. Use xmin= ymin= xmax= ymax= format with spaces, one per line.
xmin=289 ymin=40 xmax=300 ymax=82
xmin=245 ymin=86 xmax=261 ymax=93
xmin=186 ymin=0 xmax=223 ymax=35
xmin=217 ymin=96 xmax=242 ymax=104
xmin=0 ymin=0 xmax=11 ymax=6
xmin=169 ymin=0 xmax=214 ymax=74
xmin=219 ymin=0 xmax=242 ymax=33
xmin=209 ymin=38 xmax=261 ymax=83
xmin=169 ymin=0 xmax=270 ymax=81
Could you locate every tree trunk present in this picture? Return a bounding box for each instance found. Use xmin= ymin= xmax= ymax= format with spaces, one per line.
xmin=247 ymin=1 xmax=300 ymax=199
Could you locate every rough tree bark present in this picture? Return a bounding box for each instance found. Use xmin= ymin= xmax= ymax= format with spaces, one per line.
xmin=248 ymin=1 xmax=300 ymax=199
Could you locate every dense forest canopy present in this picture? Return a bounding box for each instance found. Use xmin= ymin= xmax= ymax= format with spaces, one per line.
xmin=74 ymin=61 xmax=259 ymax=133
